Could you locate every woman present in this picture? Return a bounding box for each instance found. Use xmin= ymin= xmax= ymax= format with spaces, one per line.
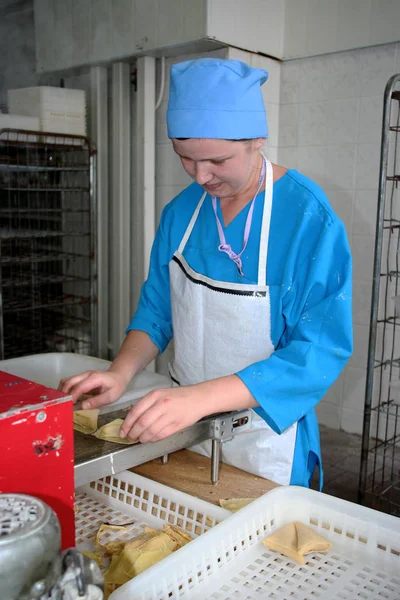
xmin=60 ymin=58 xmax=352 ymax=488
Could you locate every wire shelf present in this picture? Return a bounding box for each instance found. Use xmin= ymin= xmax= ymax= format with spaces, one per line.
xmin=0 ymin=165 xmax=89 ymax=172
xmin=0 ymin=187 xmax=90 ymax=192
xmin=359 ymin=75 xmax=400 ymax=516
xmin=0 ymin=129 xmax=97 ymax=359
xmin=1 ymin=228 xmax=90 ymax=239
xmin=0 ymin=248 xmax=89 ymax=266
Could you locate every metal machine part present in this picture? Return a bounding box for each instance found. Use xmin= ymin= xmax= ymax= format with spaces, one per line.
xmin=52 ymin=550 xmax=103 ymax=600
xmin=0 ymin=494 xmax=103 ymax=600
xmin=0 ymin=493 xmax=61 ymax=600
xmin=74 ymin=409 xmax=252 ymax=487
xmin=208 ymin=411 xmax=252 ymax=484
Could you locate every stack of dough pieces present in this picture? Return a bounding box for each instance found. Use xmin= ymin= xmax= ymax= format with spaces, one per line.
xmin=100 ymin=524 xmax=192 ymax=599
xmin=263 ymin=521 xmax=332 ymax=564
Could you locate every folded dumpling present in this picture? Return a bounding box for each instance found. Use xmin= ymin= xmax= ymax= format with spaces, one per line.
xmin=263 ymin=522 xmax=332 ymax=564
xmin=93 ymin=418 xmax=138 ymax=445
xmin=162 ymin=524 xmax=192 ymax=549
xmin=73 ymin=409 xmax=100 ymax=434
xmin=219 ymin=498 xmax=256 ymax=512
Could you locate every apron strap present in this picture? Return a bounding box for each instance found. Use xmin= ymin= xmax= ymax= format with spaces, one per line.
xmin=177 ymin=191 xmax=207 ymax=255
xmin=177 ymin=153 xmax=273 ymax=287
xmin=257 ymin=156 xmax=273 ymax=287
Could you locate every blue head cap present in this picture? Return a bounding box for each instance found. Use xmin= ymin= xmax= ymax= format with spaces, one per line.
xmin=167 ymin=58 xmax=268 ymax=140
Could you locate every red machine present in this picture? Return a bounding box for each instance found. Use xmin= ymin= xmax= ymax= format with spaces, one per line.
xmin=0 ymin=371 xmax=75 ymax=549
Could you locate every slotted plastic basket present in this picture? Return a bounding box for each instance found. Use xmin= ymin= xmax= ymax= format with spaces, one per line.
xmin=75 ymin=470 xmax=230 ymax=593
xmin=107 ymin=486 xmax=400 ymax=600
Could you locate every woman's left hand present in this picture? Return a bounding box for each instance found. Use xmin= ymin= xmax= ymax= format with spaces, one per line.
xmin=119 ymin=385 xmax=207 ymax=443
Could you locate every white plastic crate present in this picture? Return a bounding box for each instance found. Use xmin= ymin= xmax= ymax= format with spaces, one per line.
xmin=0 ymin=113 xmax=40 ymax=137
xmin=0 ymin=352 xmax=171 ymax=415
xmin=8 ymin=86 xmax=86 ymax=135
xmin=110 ymin=486 xmax=400 ymax=600
xmin=75 ymin=470 xmax=230 ymax=594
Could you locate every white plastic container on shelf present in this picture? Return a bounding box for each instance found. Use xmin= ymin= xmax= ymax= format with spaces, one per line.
xmin=111 ymin=485 xmax=400 ymax=600
xmin=0 ymin=113 xmax=40 ymax=131
xmin=8 ymin=86 xmax=86 ymax=136
xmin=0 ymin=113 xmax=40 ymax=140
xmin=0 ymin=353 xmax=171 ymax=414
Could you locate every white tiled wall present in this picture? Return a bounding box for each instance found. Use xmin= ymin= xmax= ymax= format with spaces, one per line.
xmin=278 ymin=42 xmax=400 ymax=434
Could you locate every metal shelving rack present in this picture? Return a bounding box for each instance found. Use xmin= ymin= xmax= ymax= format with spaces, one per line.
xmin=359 ymin=75 xmax=400 ymax=515
xmin=0 ymin=129 xmax=97 ymax=360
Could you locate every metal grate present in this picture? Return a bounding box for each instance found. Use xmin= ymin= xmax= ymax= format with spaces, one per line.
xmin=0 ymin=495 xmax=41 ymax=538
xmin=359 ymin=75 xmax=400 ymax=516
xmin=0 ymin=129 xmax=97 ymax=359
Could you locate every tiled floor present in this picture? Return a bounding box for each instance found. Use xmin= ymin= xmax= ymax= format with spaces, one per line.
xmin=314 ymin=425 xmax=400 ymax=513
xmin=312 ymin=424 xmax=363 ymax=503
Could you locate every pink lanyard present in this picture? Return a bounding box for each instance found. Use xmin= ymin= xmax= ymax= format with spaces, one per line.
xmin=211 ymin=159 xmax=266 ymax=277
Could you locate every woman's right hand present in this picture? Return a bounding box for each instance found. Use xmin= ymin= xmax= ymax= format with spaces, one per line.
xmin=58 ymin=370 xmax=129 ymax=409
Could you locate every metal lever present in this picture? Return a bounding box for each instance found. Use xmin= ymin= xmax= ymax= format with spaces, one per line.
xmin=211 ymin=439 xmax=221 ymax=484
xmin=208 ymin=410 xmax=251 ymax=485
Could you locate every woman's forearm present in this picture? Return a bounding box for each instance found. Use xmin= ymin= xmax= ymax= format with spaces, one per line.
xmin=196 ymin=374 xmax=258 ymax=417
xmin=108 ymin=330 xmax=159 ymax=385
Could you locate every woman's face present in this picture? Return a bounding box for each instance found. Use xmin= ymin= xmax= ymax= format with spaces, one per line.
xmin=172 ymin=138 xmax=265 ymax=198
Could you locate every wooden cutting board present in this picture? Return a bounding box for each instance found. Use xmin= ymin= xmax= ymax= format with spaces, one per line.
xmin=131 ymin=449 xmax=279 ymax=505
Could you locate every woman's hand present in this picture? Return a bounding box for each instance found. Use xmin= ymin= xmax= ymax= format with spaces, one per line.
xmin=59 ymin=331 xmax=159 ymax=408
xmin=120 ymin=375 xmax=257 ymax=443
xmin=58 ymin=370 xmax=129 ymax=408
xmin=120 ymin=385 xmax=207 ymax=443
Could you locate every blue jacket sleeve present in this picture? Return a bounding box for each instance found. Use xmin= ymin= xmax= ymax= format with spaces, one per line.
xmin=236 ymin=217 xmax=352 ymax=434
xmin=126 ymin=205 xmax=173 ymax=353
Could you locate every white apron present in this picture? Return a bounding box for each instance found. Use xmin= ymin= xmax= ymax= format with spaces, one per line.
xmin=168 ymin=153 xmax=297 ymax=485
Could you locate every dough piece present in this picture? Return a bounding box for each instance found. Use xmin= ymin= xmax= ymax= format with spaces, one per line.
xmin=162 ymin=524 xmax=192 ymax=549
xmin=262 ymin=522 xmax=332 ymax=565
xmin=104 ymin=531 xmax=177 ymax=584
xmin=102 ymin=526 xmax=190 ymax=598
xmin=219 ymin=498 xmax=256 ymax=512
xmin=73 ymin=409 xmax=100 ymax=434
xmin=122 ymin=530 xmax=161 ymax=551
xmin=95 ymin=524 xmax=130 ymax=554
xmin=93 ymin=418 xmax=139 ymax=445
xmin=104 ymin=581 xmax=115 ymax=600
xmin=144 ymin=526 xmax=161 ymax=535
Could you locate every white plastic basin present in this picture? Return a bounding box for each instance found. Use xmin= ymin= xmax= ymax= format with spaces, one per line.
xmin=0 ymin=353 xmax=172 ymax=414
